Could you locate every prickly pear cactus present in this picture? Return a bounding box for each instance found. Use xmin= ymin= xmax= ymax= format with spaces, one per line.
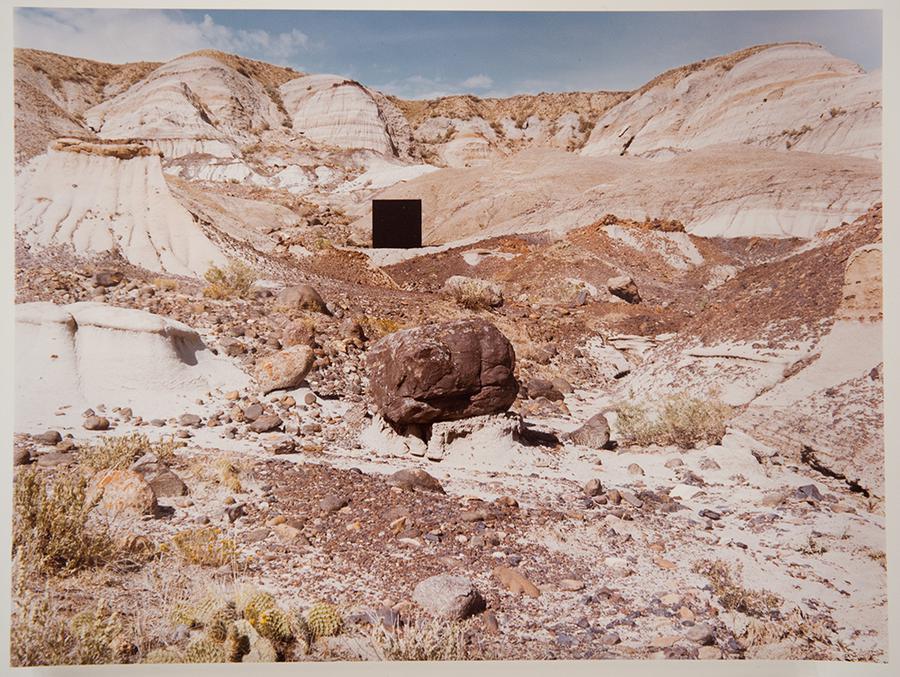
xmin=256 ymin=607 xmax=294 ymax=643
xmin=143 ymin=647 xmax=184 ymax=664
xmin=306 ymin=601 xmax=342 ymax=639
xmin=184 ymin=637 xmax=227 ymax=664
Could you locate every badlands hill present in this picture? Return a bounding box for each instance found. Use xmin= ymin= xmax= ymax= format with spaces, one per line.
xmin=11 ymin=40 xmax=885 ymax=665
xmin=15 ymin=41 xmax=881 ymax=274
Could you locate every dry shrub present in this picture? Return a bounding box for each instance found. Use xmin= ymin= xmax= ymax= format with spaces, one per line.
xmin=369 ymin=616 xmax=468 ymax=661
xmin=203 ymin=260 xmax=256 ymax=300
xmin=79 ymin=433 xmax=178 ymax=472
xmin=616 ymin=390 xmax=732 ymax=448
xmin=13 ymin=467 xmax=114 ymax=576
xmin=693 ymin=559 xmax=782 ymax=618
xmin=449 ymin=279 xmax=498 ymax=310
xmin=168 ymin=527 xmax=240 ymax=567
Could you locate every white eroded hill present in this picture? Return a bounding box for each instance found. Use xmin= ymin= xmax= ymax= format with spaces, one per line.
xmin=15 ymin=139 xmax=227 ymax=275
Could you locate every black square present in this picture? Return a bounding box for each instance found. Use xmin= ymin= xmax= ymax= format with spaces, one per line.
xmin=372 ymin=199 xmax=422 ymax=248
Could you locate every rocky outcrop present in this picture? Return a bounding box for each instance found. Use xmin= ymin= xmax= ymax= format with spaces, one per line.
xmin=14 ymin=302 xmax=249 ymax=431
xmin=15 ymin=140 xmax=226 ymax=276
xmin=366 ymin=319 xmax=518 ymax=425
xmin=280 ymin=74 xmax=395 ymax=155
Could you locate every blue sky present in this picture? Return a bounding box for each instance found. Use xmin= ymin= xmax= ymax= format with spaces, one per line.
xmin=14 ymin=8 xmax=882 ymax=98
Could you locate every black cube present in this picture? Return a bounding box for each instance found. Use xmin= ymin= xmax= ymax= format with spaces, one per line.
xmin=372 ymin=199 xmax=422 ymax=248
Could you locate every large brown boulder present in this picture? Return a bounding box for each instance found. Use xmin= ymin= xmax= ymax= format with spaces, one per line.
xmin=366 ymin=319 xmax=518 ymax=425
xmin=275 ymin=284 xmax=330 ymax=315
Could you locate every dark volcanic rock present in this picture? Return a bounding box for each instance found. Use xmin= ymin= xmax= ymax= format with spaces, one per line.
xmin=366 ymin=319 xmax=518 ymax=425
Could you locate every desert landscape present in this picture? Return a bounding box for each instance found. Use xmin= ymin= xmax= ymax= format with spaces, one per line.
xmin=10 ymin=32 xmax=884 ymax=665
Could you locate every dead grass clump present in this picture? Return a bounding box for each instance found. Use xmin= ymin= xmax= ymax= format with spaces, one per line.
xmin=616 ymin=391 xmax=732 ymax=449
xmin=369 ymin=616 xmax=468 ymax=661
xmin=168 ymin=527 xmax=240 ymax=567
xmin=79 ymin=433 xmax=178 ymax=472
xmin=693 ymin=559 xmax=782 ymax=618
xmin=449 ymin=278 xmax=499 ymax=310
xmin=203 ymin=260 xmax=256 ymax=300
xmin=13 ymin=467 xmax=114 ymax=576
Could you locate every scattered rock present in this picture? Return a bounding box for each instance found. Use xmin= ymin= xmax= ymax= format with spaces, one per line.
xmin=83 ymin=416 xmax=110 ymax=431
xmin=493 ymin=566 xmax=541 ymax=598
xmin=33 ymin=430 xmax=62 ymax=445
xmin=607 ymin=275 xmax=641 ymax=303
xmin=583 ymin=478 xmax=604 ymax=497
xmin=255 ymin=345 xmax=315 ymax=394
xmin=36 ymin=451 xmax=73 ymax=468
xmin=320 ymin=495 xmax=349 ymax=513
xmin=282 ymin=319 xmax=317 ymax=348
xmin=14 ymin=448 xmax=32 ymax=466
xmin=525 ymin=378 xmax=564 ymax=401
xmin=559 ymin=578 xmax=585 ymax=591
xmin=276 ymin=284 xmax=330 ymax=314
xmin=178 ymin=414 xmax=202 ymax=428
xmin=250 ymin=414 xmax=283 ymax=433
xmin=412 ymin=574 xmax=486 ymax=620
xmin=86 ymin=470 xmax=158 ymax=517
xmin=386 ymin=468 xmax=445 ymax=494
xmin=685 ymin=623 xmax=715 ymax=645
xmin=569 ymin=412 xmax=611 ymax=448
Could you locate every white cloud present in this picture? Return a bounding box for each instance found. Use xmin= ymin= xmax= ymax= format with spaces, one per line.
xmin=461 ymin=74 xmax=493 ymax=89
xmin=14 ymin=8 xmax=311 ymax=65
xmin=375 ymin=72 xmax=497 ymax=99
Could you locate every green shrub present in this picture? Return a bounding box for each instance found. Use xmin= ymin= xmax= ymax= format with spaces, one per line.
xmin=203 ymin=260 xmax=256 ymax=300
xmin=616 ymin=390 xmax=732 ymax=449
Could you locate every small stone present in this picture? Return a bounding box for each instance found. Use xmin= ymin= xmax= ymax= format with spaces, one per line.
xmin=495 ymin=496 xmax=519 ymax=508
xmin=83 ymin=416 xmax=110 ymax=431
xmin=320 ymin=495 xmax=349 ymax=513
xmin=250 ymin=415 xmax=283 ymax=433
xmin=685 ymin=623 xmax=715 ymax=645
xmin=224 ymin=503 xmax=245 ymax=523
xmin=243 ymin=403 xmax=264 ymax=421
xmin=627 ymin=463 xmax=645 ymax=476
xmin=36 ymin=451 xmax=73 ymax=468
xmin=599 ymin=632 xmax=621 ymax=646
xmin=387 ymin=469 xmax=445 ymax=493
xmin=178 ymin=414 xmax=202 ymax=428
xmin=272 ymin=523 xmax=305 ymax=544
xmin=699 ymin=509 xmax=721 ymax=520
xmin=493 ymin=566 xmax=540 ymax=598
xmin=620 ymin=490 xmax=643 ymax=508
xmin=559 ymin=579 xmax=585 ymax=592
xmin=698 ymin=645 xmax=722 ymax=660
xmin=304 ymin=392 xmax=317 ymax=405
xmin=86 ymin=470 xmax=157 ymax=517
xmin=583 ymin=478 xmax=603 ymax=497
xmin=665 ymin=458 xmax=684 ymax=468
xmin=412 ymin=574 xmax=485 ymax=620
xmin=33 ymin=430 xmax=62 ymax=445
xmin=649 ymin=635 xmax=679 ymax=648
